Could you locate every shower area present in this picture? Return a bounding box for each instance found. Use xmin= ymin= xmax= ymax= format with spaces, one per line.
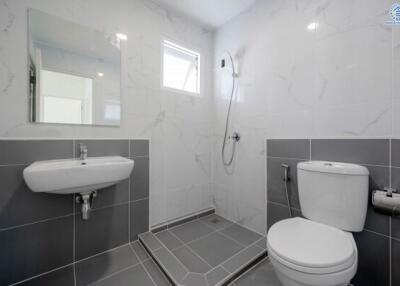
xmin=140 ymin=44 xmax=269 ymax=286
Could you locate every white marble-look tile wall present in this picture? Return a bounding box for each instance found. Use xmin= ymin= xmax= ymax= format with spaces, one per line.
xmin=0 ymin=0 xmax=214 ymax=227
xmin=213 ymin=0 xmax=396 ymax=234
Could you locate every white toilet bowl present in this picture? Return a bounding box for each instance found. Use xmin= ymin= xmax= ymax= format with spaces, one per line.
xmin=267 ymin=217 xmax=358 ymax=286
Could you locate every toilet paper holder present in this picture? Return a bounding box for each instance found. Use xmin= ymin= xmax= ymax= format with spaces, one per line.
xmin=372 ymin=187 xmax=400 ymax=215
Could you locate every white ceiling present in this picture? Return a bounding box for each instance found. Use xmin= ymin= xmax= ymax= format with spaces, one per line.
xmin=152 ymin=0 xmax=257 ymax=29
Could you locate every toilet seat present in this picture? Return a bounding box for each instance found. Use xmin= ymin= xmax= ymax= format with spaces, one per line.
xmin=267 ymin=217 xmax=357 ymax=274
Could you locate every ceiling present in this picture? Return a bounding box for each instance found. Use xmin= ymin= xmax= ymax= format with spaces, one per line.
xmin=152 ymin=0 xmax=257 ymax=29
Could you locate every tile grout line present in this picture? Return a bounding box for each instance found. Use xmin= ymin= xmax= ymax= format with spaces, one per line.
xmin=139 ymin=237 xmax=183 ymax=285
xmin=168 ymin=230 xmax=214 ymax=270
xmin=128 ymin=243 xmax=158 ymax=286
xmin=128 ymin=140 xmax=131 ymax=244
xmin=0 ymin=213 xmax=74 ymax=232
xmin=87 ymin=263 xmax=141 ymax=286
xmin=9 ymin=263 xmax=75 ymax=286
xmin=159 ymin=215 xmax=267 ymax=278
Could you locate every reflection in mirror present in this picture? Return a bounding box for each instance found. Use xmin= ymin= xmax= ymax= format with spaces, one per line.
xmin=28 ymin=9 xmax=122 ymax=126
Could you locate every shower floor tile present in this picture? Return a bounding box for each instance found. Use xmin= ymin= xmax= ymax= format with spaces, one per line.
xmin=139 ymin=214 xmax=267 ymax=286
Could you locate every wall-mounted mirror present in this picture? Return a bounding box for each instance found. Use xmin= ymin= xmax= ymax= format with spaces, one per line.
xmin=28 ymin=9 xmax=122 ymax=126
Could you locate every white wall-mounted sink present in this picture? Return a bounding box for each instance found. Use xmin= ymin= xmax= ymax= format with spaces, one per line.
xmin=23 ymin=156 xmax=134 ymax=194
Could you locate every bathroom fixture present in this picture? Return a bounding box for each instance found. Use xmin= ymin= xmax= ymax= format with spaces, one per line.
xmin=267 ymin=161 xmax=369 ymax=286
xmin=79 ymin=143 xmax=88 ymax=161
xmin=28 ymin=9 xmax=122 ymax=127
xmin=281 ymin=164 xmax=292 ymax=217
xmin=23 ymin=156 xmax=134 ymax=220
xmin=221 ymin=51 xmax=240 ymax=166
xmin=372 ymin=188 xmax=400 ymax=215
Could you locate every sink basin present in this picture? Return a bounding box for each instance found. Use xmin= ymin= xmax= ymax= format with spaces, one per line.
xmin=23 ymin=156 xmax=134 ymax=194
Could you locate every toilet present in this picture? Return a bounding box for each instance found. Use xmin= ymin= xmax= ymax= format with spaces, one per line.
xmin=267 ymin=161 xmax=369 ymax=286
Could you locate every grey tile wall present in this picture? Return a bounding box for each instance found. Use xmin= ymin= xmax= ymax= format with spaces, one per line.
xmin=0 ymin=139 xmax=150 ymax=285
xmin=266 ymin=139 xmax=399 ymax=286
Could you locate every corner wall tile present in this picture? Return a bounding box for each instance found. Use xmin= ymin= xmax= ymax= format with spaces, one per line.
xmin=0 ymin=165 xmax=73 ymax=229
xmin=392 ymin=238 xmax=400 ymax=286
xmin=90 ymin=179 xmax=129 ymax=210
xmin=311 ymin=139 xmax=389 ymax=165
xmin=267 ymin=157 xmax=303 ymax=209
xmin=0 ymin=216 xmax=73 ymax=285
xmin=267 ymin=139 xmax=310 ymax=159
xmin=74 ymin=140 xmax=129 ymax=158
xmin=392 ymin=215 xmax=400 ymax=240
xmin=75 ymin=204 xmax=129 ymax=260
xmin=266 ymin=202 xmax=301 ymax=232
xmin=391 ymin=139 xmax=400 ymax=167
xmin=363 ymin=165 xmax=390 ymax=235
xmin=130 ymin=140 xmax=149 ymax=157
xmin=130 ymin=199 xmax=149 ymax=241
xmin=0 ymin=140 xmax=73 ymax=165
xmin=130 ymin=157 xmax=149 ymax=201
xmin=352 ymin=231 xmax=390 ymax=286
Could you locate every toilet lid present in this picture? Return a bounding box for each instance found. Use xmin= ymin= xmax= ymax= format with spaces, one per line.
xmin=267 ymin=218 xmax=355 ymax=269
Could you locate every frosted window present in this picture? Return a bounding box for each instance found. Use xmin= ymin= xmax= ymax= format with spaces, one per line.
xmin=163 ymin=40 xmax=200 ymax=94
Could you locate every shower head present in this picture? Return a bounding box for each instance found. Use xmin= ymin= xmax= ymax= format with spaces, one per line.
xmin=221 ymin=59 xmax=226 ymax=68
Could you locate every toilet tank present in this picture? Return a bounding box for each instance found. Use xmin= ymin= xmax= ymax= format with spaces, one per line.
xmin=297 ymin=161 xmax=369 ymax=232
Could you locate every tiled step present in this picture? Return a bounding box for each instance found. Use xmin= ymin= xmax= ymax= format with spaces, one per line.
xmin=139 ymin=214 xmax=267 ymax=286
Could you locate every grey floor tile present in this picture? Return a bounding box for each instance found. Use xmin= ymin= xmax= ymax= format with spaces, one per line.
xmin=143 ymin=259 xmax=171 ymax=286
xmin=170 ymin=220 xmax=214 ymax=243
xmin=139 ymin=232 xmax=163 ymax=251
xmin=17 ymin=266 xmax=75 ymax=286
xmin=153 ymin=247 xmax=188 ymax=283
xmin=155 ymin=230 xmax=183 ymax=250
xmin=255 ymin=238 xmax=267 ymax=249
xmin=188 ymin=232 xmax=243 ymax=267
xmin=220 ymin=224 xmax=262 ymax=246
xmin=181 ymin=273 xmax=207 ymax=286
xmin=131 ymin=241 xmax=150 ymax=261
xmin=0 ymin=216 xmax=73 ymax=285
xmin=168 ymin=214 xmax=198 ymax=229
xmin=75 ymin=245 xmax=139 ymax=286
xmin=267 ymin=139 xmax=310 ymax=159
xmin=222 ymin=245 xmax=264 ymax=273
xmin=199 ymin=214 xmax=233 ymax=230
xmin=92 ymin=264 xmax=154 ymax=286
xmin=205 ymin=266 xmax=229 ymax=286
xmin=75 ymin=204 xmax=129 ymax=260
xmin=233 ymin=259 xmax=282 ymax=286
xmin=172 ymin=246 xmax=211 ymax=274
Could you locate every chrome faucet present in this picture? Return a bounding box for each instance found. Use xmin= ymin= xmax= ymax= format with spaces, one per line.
xmin=79 ymin=143 xmax=88 ymax=161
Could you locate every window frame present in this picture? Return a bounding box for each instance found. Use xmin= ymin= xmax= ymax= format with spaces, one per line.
xmin=161 ymin=38 xmax=201 ymax=95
